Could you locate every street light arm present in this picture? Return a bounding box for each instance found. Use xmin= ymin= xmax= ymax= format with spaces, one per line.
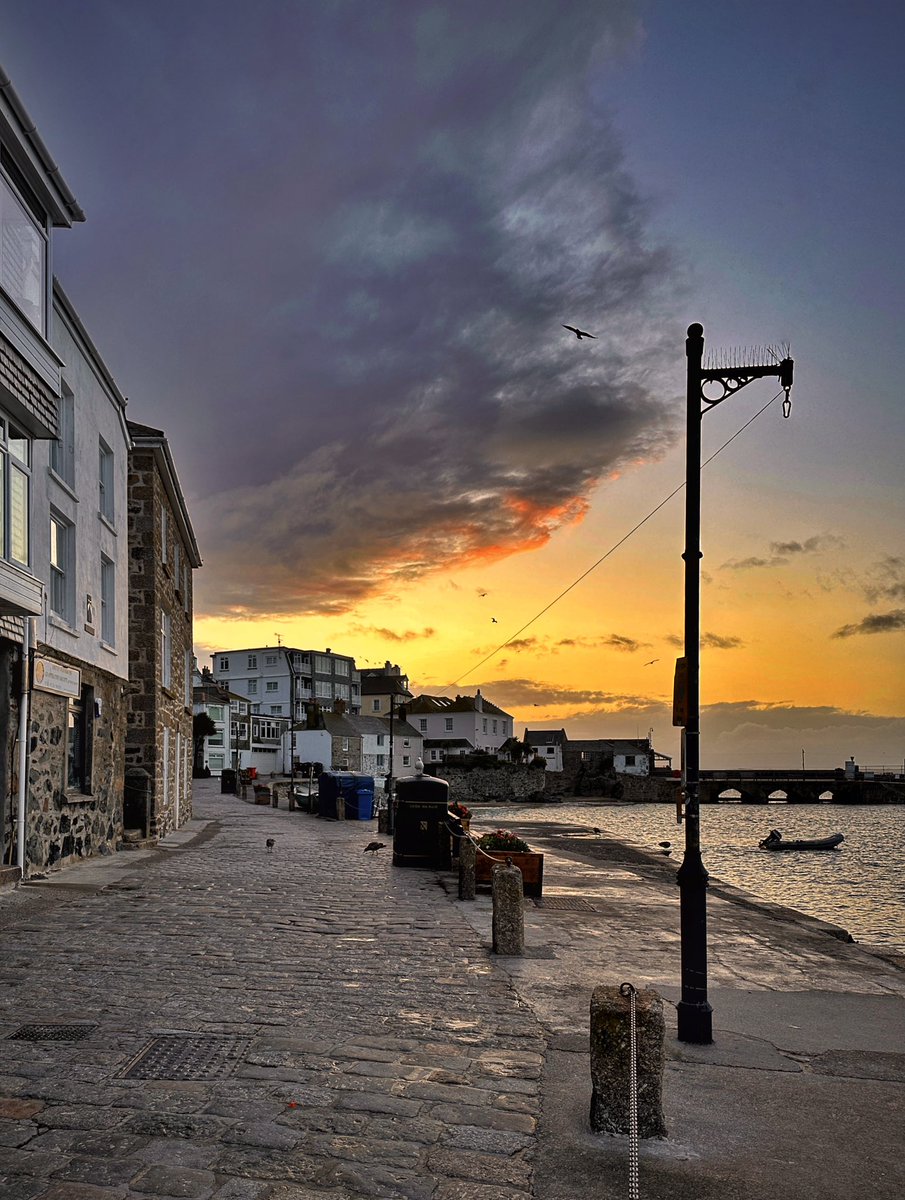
xmin=699 ymin=358 xmax=794 ymax=410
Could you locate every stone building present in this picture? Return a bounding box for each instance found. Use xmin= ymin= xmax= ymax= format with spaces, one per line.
xmin=125 ymin=422 xmax=201 ymax=840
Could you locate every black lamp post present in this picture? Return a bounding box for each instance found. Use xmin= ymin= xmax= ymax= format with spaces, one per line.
xmin=678 ymin=323 xmax=793 ymax=1045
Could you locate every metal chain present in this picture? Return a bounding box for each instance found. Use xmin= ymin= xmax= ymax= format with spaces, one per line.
xmin=620 ymin=982 xmax=640 ymax=1200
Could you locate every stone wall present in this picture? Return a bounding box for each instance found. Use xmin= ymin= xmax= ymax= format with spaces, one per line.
xmin=23 ymin=655 xmax=127 ymax=875
xmin=426 ymin=763 xmax=547 ymax=805
xmin=126 ymin=447 xmax=193 ymax=839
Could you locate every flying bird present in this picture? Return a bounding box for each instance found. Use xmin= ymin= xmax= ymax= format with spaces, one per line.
xmin=265 ymin=838 xmax=275 ymax=853
xmin=562 ymin=324 xmax=597 ymax=340
xmin=491 ymin=617 xmax=498 ymax=623
xmin=363 ymin=841 xmax=386 ymax=854
xmin=644 ymin=659 xmax=659 ymax=666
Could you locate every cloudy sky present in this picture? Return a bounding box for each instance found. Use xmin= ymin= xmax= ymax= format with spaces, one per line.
xmin=4 ymin=1 xmax=903 ymax=767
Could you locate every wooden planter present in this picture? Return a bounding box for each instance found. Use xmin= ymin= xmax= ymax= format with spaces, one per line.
xmin=475 ymin=850 xmax=544 ymax=898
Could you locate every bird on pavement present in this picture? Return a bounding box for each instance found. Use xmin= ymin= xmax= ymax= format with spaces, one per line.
xmin=364 ymin=841 xmax=386 ymax=854
xmin=562 ymin=324 xmax=596 ymax=340
xmin=592 ymin=827 xmax=601 ymax=836
xmin=265 ymin=838 xmax=275 ymax=853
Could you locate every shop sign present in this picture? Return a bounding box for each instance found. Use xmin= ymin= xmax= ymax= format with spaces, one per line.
xmin=33 ymin=655 xmax=81 ymax=698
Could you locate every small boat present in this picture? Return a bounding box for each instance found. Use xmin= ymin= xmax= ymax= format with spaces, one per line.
xmin=758 ymin=829 xmax=844 ymax=851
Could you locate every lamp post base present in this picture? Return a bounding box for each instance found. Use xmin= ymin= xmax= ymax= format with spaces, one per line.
xmin=676 ymin=999 xmax=713 ymax=1045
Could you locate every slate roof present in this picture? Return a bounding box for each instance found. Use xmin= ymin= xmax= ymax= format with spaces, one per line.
xmin=406 ymin=690 xmax=511 ymax=719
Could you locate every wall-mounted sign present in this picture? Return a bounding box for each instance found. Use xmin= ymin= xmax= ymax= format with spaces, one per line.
xmin=33 ymin=655 xmax=81 ymax=699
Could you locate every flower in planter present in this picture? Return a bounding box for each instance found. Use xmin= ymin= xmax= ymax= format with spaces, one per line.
xmin=477 ymin=829 xmax=531 ymax=853
xmin=449 ymin=801 xmax=471 ymax=820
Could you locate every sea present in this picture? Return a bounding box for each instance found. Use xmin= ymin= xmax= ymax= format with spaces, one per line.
xmin=477 ymin=802 xmax=905 ymax=952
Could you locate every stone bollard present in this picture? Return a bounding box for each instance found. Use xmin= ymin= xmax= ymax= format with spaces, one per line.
xmin=458 ymin=837 xmax=476 ymax=901
xmin=491 ymin=858 xmax=524 ymax=955
xmin=589 ymin=985 xmax=666 ymax=1138
xmin=377 ymin=806 xmax=389 ymax=835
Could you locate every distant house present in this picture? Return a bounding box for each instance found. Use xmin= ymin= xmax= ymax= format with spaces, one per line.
xmin=321 ymin=712 xmax=423 ymax=779
xmin=406 ymin=690 xmax=514 ymax=757
xmin=359 ymin=660 xmax=412 ymax=717
xmin=192 ymin=666 xmax=240 ymax=776
xmin=564 ymin=738 xmax=654 ymax=777
xmin=211 ymin=644 xmax=361 ymax=720
xmin=524 ymin=728 xmax=568 ymax=771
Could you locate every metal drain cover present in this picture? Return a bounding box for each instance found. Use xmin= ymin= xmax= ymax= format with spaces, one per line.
xmin=534 ymin=896 xmax=600 ymax=912
xmin=118 ymin=1034 xmax=251 ymax=1080
xmin=8 ymin=1024 xmax=97 ymax=1042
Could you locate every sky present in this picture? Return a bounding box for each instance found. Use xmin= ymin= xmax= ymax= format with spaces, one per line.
xmin=3 ymin=0 xmax=903 ymax=769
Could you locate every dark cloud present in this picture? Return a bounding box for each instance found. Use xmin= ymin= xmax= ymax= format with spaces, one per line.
xmin=20 ymin=0 xmax=672 ymax=620
xmin=863 ymin=556 xmax=905 ymax=604
xmin=472 ymin=677 xmax=656 ymax=710
xmin=723 ymin=534 xmax=844 ymax=572
xmin=832 ymin=610 xmax=905 ymax=638
xmin=346 ymin=625 xmax=435 ymax=643
xmin=664 ymin=632 xmax=743 ymax=649
xmin=555 ymin=634 xmax=649 ymax=652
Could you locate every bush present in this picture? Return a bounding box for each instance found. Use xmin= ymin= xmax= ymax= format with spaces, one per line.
xmin=478 ymin=829 xmax=531 ymax=852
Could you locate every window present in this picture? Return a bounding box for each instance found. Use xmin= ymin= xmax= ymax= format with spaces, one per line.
xmin=266 ymin=681 xmax=278 ymax=692
xmin=315 ymin=655 xmax=331 ymax=673
xmin=160 ymin=611 xmax=172 ymax=688
xmin=270 ymin=705 xmax=282 ymax=714
xmin=483 ymin=719 xmax=487 ymax=733
xmin=430 ymin=750 xmax=439 ymax=761
xmin=444 ymin=718 xmax=453 ymax=732
xmin=208 ymin=706 xmax=223 ymax=721
xmin=403 ymin=738 xmax=410 ymax=747
xmin=65 ymin=686 xmax=93 ymax=795
xmin=50 ymin=388 xmax=75 ymax=487
xmin=341 ymin=738 xmax=349 ymax=751
xmin=0 ymin=168 xmax=47 ymax=333
xmin=219 ymin=656 xmax=229 ymax=671
xmin=376 ymin=754 xmax=385 ymax=768
xmin=100 ymin=554 xmax=115 ymax=644
xmin=247 ymin=679 xmax=258 ymax=694
xmin=546 ymin=747 xmax=555 ymax=756
xmin=173 ymin=540 xmax=181 ymax=587
xmin=372 ymin=699 xmax=381 ymax=712
xmin=334 ymin=658 xmax=349 ymax=675
xmin=402 ymin=755 xmax=411 ymax=767
xmin=335 ymin=683 xmax=350 ymax=700
xmin=248 ymin=654 xmax=257 ymax=669
xmin=1 ymin=419 xmax=31 ymax=566
xmin=184 ymin=649 xmax=192 ymax=706
xmin=419 ymin=719 xmax=427 ymax=732
xmin=624 ymin=755 xmax=636 ymax=767
xmin=50 ymin=511 xmax=74 ymax=621
xmin=98 ymin=439 xmax=114 ymax=522
xmin=376 ymin=734 xmax=385 ymax=746
xmin=209 ymin=754 xmax=225 ymax=769
xmin=160 ymin=506 xmax=168 ymax=565
xmin=265 ymin=654 xmax=277 ymax=665
xmin=315 ymin=681 xmax=332 ymax=699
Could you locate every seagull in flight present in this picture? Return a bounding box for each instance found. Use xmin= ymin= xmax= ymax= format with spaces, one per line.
xmin=644 ymin=659 xmax=659 ymax=666
xmin=491 ymin=617 xmax=498 ymax=623
xmin=562 ymin=324 xmax=597 ymax=340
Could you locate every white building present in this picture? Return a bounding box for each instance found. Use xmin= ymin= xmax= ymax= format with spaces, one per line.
xmin=524 ymin=728 xmax=567 ymax=771
xmin=406 ymin=690 xmax=514 ymax=764
xmin=212 ymin=645 xmax=361 ymax=720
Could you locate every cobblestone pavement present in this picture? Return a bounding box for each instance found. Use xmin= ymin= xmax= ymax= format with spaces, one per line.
xmin=3 ymin=785 xmax=905 ymax=1200
xmin=0 ymin=782 xmax=542 ymax=1200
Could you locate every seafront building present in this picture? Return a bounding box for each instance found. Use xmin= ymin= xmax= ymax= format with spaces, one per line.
xmin=211 ymin=645 xmax=362 ymax=722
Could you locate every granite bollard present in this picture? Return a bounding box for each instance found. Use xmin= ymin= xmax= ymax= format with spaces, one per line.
xmin=491 ymin=858 xmax=524 ymax=955
xmin=589 ymin=984 xmax=666 ymax=1138
xmin=458 ymin=837 xmax=476 ymax=901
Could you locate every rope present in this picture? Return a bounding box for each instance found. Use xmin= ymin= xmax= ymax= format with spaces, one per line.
xmin=620 ymin=982 xmax=640 ymax=1200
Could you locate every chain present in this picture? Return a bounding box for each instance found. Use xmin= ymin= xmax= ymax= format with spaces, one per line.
xmin=620 ymin=982 xmax=640 ymax=1200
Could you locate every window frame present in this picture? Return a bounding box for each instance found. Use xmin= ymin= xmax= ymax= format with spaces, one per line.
xmin=98 ymin=437 xmax=114 ymax=523
xmin=100 ymin=553 xmax=115 ymax=645
xmin=49 ymin=508 xmax=74 ymax=623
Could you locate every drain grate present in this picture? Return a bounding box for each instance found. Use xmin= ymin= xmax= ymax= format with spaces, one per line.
xmin=534 ymin=895 xmax=600 ymax=912
xmin=118 ymin=1034 xmax=251 ymax=1081
xmin=8 ymin=1023 xmax=97 ymax=1042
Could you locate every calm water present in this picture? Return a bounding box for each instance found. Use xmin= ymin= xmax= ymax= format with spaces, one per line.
xmin=478 ymin=803 xmax=905 ymax=951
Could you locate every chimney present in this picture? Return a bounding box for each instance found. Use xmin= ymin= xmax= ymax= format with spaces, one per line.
xmin=333 ymin=698 xmax=346 ymax=715
xmin=475 ymin=689 xmax=483 ymax=712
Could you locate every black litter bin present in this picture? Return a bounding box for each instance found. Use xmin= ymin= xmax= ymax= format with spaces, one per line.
xmin=392 ymin=774 xmax=451 ymax=869
xmin=220 ymin=768 xmax=237 ymax=795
